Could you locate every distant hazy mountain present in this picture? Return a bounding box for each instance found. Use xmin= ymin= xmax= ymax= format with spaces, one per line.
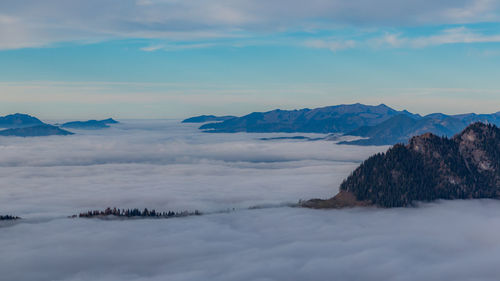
xmin=0 ymin=124 xmax=73 ymax=137
xmin=199 ymin=104 xmax=418 ymax=133
xmin=302 ymin=122 xmax=500 ymax=208
xmin=182 ymin=115 xmax=236 ymax=123
xmin=340 ymin=114 xmax=465 ymax=145
xmin=259 ymin=136 xmax=323 ymax=141
xmin=101 ymin=118 xmax=119 ymax=124
xmin=191 ymin=105 xmax=500 ymax=141
xmin=451 ymin=112 xmax=500 ymax=124
xmin=341 ymin=112 xmax=500 ymax=146
xmin=0 ymin=113 xmax=44 ymax=128
xmin=61 ymin=118 xmax=118 ymax=129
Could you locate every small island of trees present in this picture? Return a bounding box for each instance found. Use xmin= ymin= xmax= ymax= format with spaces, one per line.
xmin=74 ymin=207 xmax=202 ymax=219
xmin=0 ymin=215 xmax=21 ymax=221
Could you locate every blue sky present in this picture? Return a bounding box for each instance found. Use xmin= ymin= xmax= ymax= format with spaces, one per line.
xmin=1 ymin=0 xmax=500 ymax=118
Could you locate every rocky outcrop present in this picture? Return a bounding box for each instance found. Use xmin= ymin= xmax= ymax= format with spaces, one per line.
xmin=300 ymin=190 xmax=372 ymax=209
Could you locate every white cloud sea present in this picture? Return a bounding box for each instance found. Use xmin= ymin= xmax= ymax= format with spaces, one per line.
xmin=1 ymin=120 xmax=499 ymax=281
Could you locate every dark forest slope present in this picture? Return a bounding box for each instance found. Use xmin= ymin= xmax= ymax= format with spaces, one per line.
xmin=303 ymin=123 xmax=500 ymax=208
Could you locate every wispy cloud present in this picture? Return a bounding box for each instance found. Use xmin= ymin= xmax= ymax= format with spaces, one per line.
xmin=302 ymin=26 xmax=500 ymax=52
xmin=303 ymin=39 xmax=356 ymax=51
xmin=140 ymin=45 xmax=165 ymax=52
xmin=440 ymin=0 xmax=498 ymax=22
xmin=0 ymin=0 xmax=499 ymax=50
xmin=377 ymin=27 xmax=500 ymax=48
xmin=140 ymin=43 xmax=216 ymax=51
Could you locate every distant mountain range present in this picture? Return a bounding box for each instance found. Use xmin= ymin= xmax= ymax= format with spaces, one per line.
xmin=302 ymin=122 xmax=500 ymax=208
xmin=61 ymin=118 xmax=119 ymax=129
xmin=0 ymin=114 xmax=119 ymax=137
xmin=182 ymin=115 xmax=236 ymax=123
xmin=339 ymin=111 xmax=500 ymax=145
xmin=0 ymin=124 xmax=73 ymax=137
xmin=198 ymin=104 xmax=418 ymax=133
xmin=186 ymin=104 xmax=500 ymax=145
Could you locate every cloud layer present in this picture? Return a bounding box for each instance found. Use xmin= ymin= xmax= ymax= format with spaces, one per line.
xmin=3 ymin=201 xmax=500 ymax=281
xmin=1 ymin=120 xmax=500 ymax=280
xmin=1 ymin=0 xmax=499 ymax=49
xmin=0 ymin=120 xmax=384 ymax=217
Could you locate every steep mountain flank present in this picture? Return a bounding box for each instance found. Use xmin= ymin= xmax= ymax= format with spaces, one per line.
xmin=303 ymin=123 xmax=500 ymax=208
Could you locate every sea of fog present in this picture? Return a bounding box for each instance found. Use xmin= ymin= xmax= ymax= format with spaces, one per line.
xmin=1 ymin=120 xmax=500 ymax=281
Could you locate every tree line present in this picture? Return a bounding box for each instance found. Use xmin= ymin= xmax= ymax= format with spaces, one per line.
xmin=75 ymin=207 xmax=202 ymax=218
xmin=0 ymin=215 xmax=20 ymax=220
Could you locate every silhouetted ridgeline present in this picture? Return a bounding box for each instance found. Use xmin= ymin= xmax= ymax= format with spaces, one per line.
xmin=74 ymin=207 xmax=201 ymax=219
xmin=302 ymin=122 xmax=500 ymax=208
xmin=0 ymin=124 xmax=73 ymax=137
xmin=0 ymin=113 xmax=74 ymax=137
xmin=187 ymin=103 xmax=500 ymax=145
xmin=61 ymin=118 xmax=119 ymax=129
xmin=182 ymin=115 xmax=236 ymax=123
xmin=0 ymin=215 xmax=21 ymax=221
xmin=199 ymin=103 xmax=416 ymax=133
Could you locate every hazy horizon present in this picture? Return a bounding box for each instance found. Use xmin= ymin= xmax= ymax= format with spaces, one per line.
xmin=1 ymin=102 xmax=499 ymax=121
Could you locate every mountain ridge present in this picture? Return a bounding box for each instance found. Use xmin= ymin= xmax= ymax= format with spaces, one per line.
xmin=199 ymin=103 xmax=419 ymax=133
xmin=341 ymin=111 xmax=500 ymax=145
xmin=182 ymin=115 xmax=236 ymax=123
xmin=187 ymin=104 xmax=499 ymax=145
xmin=0 ymin=124 xmax=74 ymax=137
xmin=61 ymin=118 xmax=119 ymax=129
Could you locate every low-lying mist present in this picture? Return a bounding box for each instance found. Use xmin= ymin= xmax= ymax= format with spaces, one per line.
xmin=0 ymin=120 xmax=384 ymax=217
xmin=1 ymin=120 xmax=498 ymax=281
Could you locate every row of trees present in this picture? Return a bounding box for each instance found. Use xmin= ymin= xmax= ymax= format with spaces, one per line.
xmin=2 ymin=207 xmax=204 ymax=221
xmin=0 ymin=215 xmax=20 ymax=220
xmin=76 ymin=207 xmax=201 ymax=218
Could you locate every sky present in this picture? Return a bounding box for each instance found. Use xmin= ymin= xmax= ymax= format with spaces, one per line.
xmin=1 ymin=0 xmax=500 ymax=118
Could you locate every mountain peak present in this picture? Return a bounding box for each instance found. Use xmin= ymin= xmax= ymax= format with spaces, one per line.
xmin=0 ymin=113 xmax=44 ymax=128
xmin=455 ymin=121 xmax=496 ymax=137
xmin=101 ymin=118 xmax=119 ymax=124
